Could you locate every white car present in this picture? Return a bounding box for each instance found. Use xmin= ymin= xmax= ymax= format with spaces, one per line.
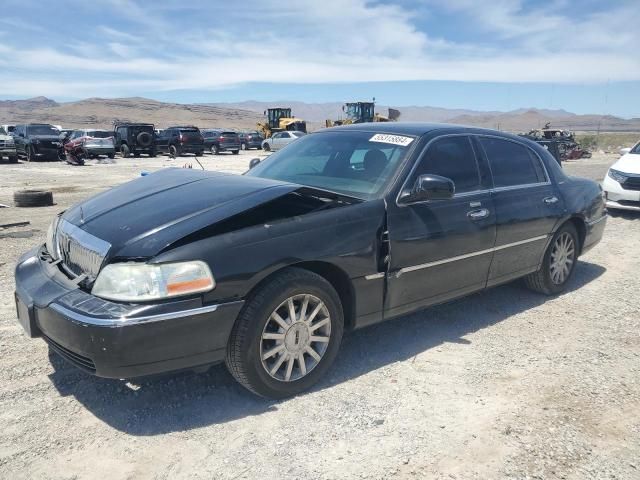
xmin=262 ymin=131 xmax=305 ymax=151
xmin=602 ymin=142 xmax=640 ymax=211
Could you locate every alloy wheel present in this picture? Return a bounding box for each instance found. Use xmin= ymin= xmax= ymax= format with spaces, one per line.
xmin=550 ymin=232 xmax=575 ymax=285
xmin=260 ymin=294 xmax=331 ymax=382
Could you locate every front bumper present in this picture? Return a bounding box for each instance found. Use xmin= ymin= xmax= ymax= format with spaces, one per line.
xmin=218 ymin=143 xmax=241 ymax=151
xmin=32 ymin=145 xmax=60 ymax=160
xmin=14 ymin=247 xmax=244 ymax=378
xmin=603 ymin=176 xmax=640 ymax=211
xmin=0 ymin=147 xmax=17 ymax=157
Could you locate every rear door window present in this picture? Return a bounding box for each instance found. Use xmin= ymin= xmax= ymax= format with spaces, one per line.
xmin=411 ymin=136 xmax=481 ymax=194
xmin=479 ymin=137 xmax=547 ymax=188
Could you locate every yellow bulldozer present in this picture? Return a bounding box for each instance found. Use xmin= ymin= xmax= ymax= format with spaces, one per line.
xmin=257 ymin=108 xmax=307 ymax=139
xmin=325 ymin=101 xmax=400 ymax=127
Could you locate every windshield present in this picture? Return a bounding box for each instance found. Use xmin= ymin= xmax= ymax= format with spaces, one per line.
xmin=0 ymin=127 xmax=6 ymax=135
xmin=27 ymin=125 xmax=59 ymax=136
xmin=630 ymin=142 xmax=640 ymax=155
xmin=86 ymin=131 xmax=112 ymax=138
xmin=246 ymin=131 xmax=414 ymax=199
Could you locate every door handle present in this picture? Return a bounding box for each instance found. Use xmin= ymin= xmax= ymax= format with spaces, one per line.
xmin=543 ymin=196 xmax=559 ymax=204
xmin=467 ymin=208 xmax=490 ymax=220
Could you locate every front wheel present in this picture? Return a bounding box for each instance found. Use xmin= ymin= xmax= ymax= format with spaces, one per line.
xmin=168 ymin=145 xmax=179 ymax=158
xmin=211 ymin=144 xmax=220 ymax=155
xmin=241 ymin=142 xmax=247 ymax=151
xmin=226 ymin=268 xmax=344 ymax=398
xmin=121 ymin=144 xmax=130 ymax=158
xmin=262 ymin=143 xmax=270 ymax=152
xmin=524 ymin=223 xmax=578 ymax=295
xmin=232 ymin=150 xmax=239 ymax=155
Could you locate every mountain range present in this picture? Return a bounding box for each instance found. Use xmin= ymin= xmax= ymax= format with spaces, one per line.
xmin=1 ymin=97 xmax=639 ymax=133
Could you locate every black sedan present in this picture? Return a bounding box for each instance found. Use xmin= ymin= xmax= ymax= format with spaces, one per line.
xmin=14 ymin=123 xmax=607 ymax=398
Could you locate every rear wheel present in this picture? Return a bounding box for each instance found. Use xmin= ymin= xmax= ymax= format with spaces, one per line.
xmin=26 ymin=146 xmax=33 ymax=162
xmin=262 ymin=143 xmax=270 ymax=152
xmin=169 ymin=145 xmax=178 ymax=158
xmin=241 ymin=142 xmax=247 ymax=151
xmin=232 ymin=150 xmax=239 ymax=155
xmin=121 ymin=144 xmax=130 ymax=158
xmin=524 ymin=223 xmax=578 ymax=295
xmin=226 ymin=268 xmax=344 ymax=398
xmin=108 ymin=153 xmax=115 ymax=159
xmin=211 ymin=144 xmax=220 ymax=155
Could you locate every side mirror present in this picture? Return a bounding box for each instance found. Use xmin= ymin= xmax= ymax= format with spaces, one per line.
xmin=249 ymin=158 xmax=261 ymax=169
xmin=402 ymin=174 xmax=455 ymax=203
xmin=620 ymin=147 xmax=631 ymax=156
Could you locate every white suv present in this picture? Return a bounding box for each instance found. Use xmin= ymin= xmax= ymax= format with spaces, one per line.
xmin=602 ymin=142 xmax=640 ymax=211
xmin=0 ymin=126 xmax=17 ymax=163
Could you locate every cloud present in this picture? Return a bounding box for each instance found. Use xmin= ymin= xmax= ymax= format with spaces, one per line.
xmin=0 ymin=0 xmax=638 ymax=99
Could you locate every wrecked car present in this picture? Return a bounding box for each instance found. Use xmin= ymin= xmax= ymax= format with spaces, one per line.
xmin=14 ymin=124 xmax=607 ymax=398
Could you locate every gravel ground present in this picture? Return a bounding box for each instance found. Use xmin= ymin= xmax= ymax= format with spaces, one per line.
xmin=0 ymin=151 xmax=638 ymax=480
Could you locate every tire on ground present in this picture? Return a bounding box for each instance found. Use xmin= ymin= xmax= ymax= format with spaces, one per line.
xmin=524 ymin=222 xmax=579 ymax=295
xmin=226 ymin=267 xmax=344 ymax=398
xmin=14 ymin=190 xmax=54 ymax=208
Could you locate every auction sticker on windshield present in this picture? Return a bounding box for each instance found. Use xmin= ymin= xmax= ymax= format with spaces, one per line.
xmin=369 ymin=133 xmax=414 ymax=147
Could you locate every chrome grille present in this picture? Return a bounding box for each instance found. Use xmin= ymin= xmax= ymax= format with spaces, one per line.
xmin=55 ymin=220 xmax=111 ymax=280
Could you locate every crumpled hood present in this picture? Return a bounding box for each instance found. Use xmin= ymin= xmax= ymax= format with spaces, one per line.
xmin=62 ymin=168 xmax=298 ymax=259
xmin=612 ymin=154 xmax=640 ymax=175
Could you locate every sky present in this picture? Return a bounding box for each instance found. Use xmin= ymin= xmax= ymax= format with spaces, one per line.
xmin=0 ymin=0 xmax=638 ymax=117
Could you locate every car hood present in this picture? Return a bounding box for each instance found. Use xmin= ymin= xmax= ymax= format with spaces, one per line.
xmin=612 ymin=154 xmax=640 ymax=175
xmin=61 ymin=168 xmax=299 ymax=259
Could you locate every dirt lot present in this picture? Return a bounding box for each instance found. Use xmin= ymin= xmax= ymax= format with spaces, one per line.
xmin=0 ymin=151 xmax=638 ymax=480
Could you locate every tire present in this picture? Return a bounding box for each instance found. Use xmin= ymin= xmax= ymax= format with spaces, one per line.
xmin=211 ymin=144 xmax=220 ymax=155
xmin=136 ymin=132 xmax=152 ymax=147
xmin=9 ymin=155 xmax=18 ymax=163
xmin=26 ymin=146 xmax=33 ymax=162
xmin=169 ymin=145 xmax=179 ymax=158
xmin=195 ymin=150 xmax=204 ymax=157
xmin=108 ymin=153 xmax=115 ymax=159
xmin=241 ymin=142 xmax=247 ymax=151
xmin=524 ymin=223 xmax=579 ymax=295
xmin=121 ymin=144 xmax=130 ymax=158
xmin=14 ymin=189 xmax=54 ymax=207
xmin=262 ymin=143 xmax=270 ymax=152
xmin=148 ymin=149 xmax=157 ymax=158
xmin=133 ymin=151 xmax=141 ymax=158
xmin=232 ymin=150 xmax=239 ymax=155
xmin=226 ymin=268 xmax=344 ymax=398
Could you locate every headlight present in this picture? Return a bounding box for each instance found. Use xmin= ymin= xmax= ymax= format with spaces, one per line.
xmin=91 ymin=261 xmax=215 ymax=302
xmin=608 ymin=168 xmax=627 ymax=183
xmin=45 ymin=216 xmax=60 ymax=259
xmin=6 ymin=137 xmax=14 ymax=144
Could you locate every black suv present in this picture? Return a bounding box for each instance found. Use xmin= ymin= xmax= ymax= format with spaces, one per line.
xmin=13 ymin=124 xmax=62 ymax=161
xmin=202 ymin=129 xmax=240 ymax=154
xmin=155 ymin=126 xmax=205 ymax=157
xmin=114 ymin=123 xmax=156 ymax=158
xmin=238 ymin=131 xmax=264 ymax=150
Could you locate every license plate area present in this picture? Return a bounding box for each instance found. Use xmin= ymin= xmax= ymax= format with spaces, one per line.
xmin=15 ymin=293 xmax=39 ymax=338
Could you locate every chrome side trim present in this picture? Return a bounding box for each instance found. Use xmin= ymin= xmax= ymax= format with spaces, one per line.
xmin=364 ymin=272 xmax=385 ymax=280
xmin=50 ymin=300 xmax=243 ymax=327
xmin=395 ymin=234 xmax=549 ymax=277
xmin=586 ymin=215 xmax=607 ymax=226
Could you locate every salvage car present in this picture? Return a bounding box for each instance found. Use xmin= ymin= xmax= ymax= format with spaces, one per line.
xmin=238 ymin=131 xmax=264 ymax=150
xmin=155 ymin=126 xmax=205 ymax=157
xmin=12 ymin=123 xmax=63 ymax=161
xmin=67 ymin=129 xmax=116 ymax=159
xmin=202 ymin=129 xmax=241 ymax=155
xmin=262 ymin=130 xmax=305 ymax=151
xmin=114 ymin=123 xmax=156 ymax=158
xmin=14 ymin=123 xmax=607 ymax=398
xmin=602 ymin=141 xmax=640 ymax=211
xmin=0 ymin=126 xmax=18 ymax=163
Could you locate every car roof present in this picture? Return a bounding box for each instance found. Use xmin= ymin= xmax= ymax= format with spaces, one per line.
xmin=323 ymin=122 xmax=525 ymax=140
